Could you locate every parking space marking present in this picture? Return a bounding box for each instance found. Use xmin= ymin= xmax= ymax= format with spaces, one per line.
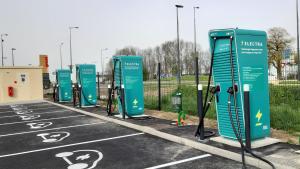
xmin=0 ymin=132 xmax=144 ymax=158
xmin=37 ymin=131 xmax=70 ymax=143
xmin=0 ymin=109 xmax=71 ymax=118
xmin=0 ymin=115 xmax=85 ymax=126
xmin=19 ymin=114 xmax=40 ymax=120
xmin=0 ymin=122 xmax=105 ymax=137
xmin=0 ymin=106 xmax=60 ymax=114
xmin=145 ymin=154 xmax=212 ymax=169
xmin=55 ymin=149 xmax=103 ymax=169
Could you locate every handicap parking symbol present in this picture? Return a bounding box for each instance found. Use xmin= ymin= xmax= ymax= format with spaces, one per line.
xmin=26 ymin=122 xmax=53 ymax=129
xmin=55 ymin=150 xmax=103 ymax=169
xmin=37 ymin=131 xmax=70 ymax=143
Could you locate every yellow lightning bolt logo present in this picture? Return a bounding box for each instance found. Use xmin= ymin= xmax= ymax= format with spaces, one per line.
xmin=256 ymin=110 xmax=262 ymax=122
xmin=133 ymin=99 xmax=138 ymax=106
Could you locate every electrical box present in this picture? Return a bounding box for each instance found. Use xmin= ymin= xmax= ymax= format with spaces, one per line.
xmin=209 ymin=29 xmax=270 ymax=140
xmin=56 ymin=69 xmax=72 ymax=102
xmin=76 ymin=64 xmax=97 ymax=107
xmin=113 ymin=56 xmax=144 ymax=116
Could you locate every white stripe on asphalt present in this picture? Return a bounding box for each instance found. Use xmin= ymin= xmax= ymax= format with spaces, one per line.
xmin=0 ymin=122 xmax=105 ymax=137
xmin=0 ymin=106 xmax=61 ymax=114
xmin=0 ymin=132 xmax=144 ymax=158
xmin=0 ymin=115 xmax=86 ymax=126
xmin=145 ymin=154 xmax=212 ymax=169
xmin=0 ymin=109 xmax=71 ymax=118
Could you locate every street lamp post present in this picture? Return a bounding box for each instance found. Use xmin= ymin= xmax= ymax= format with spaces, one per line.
xmin=100 ymin=48 xmax=108 ymax=82
xmin=11 ymin=48 xmax=16 ymax=66
xmin=297 ymin=0 xmax=300 ymax=80
xmin=175 ymin=5 xmax=183 ymax=87
xmin=194 ymin=6 xmax=199 ymax=85
xmin=69 ymin=26 xmax=79 ymax=73
xmin=59 ymin=42 xmax=64 ymax=69
xmin=1 ymin=33 xmax=8 ymax=66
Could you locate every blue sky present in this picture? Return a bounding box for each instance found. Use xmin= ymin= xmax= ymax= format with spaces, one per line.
xmin=0 ymin=0 xmax=296 ymax=73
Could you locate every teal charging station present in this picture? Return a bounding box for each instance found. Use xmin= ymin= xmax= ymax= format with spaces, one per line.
xmin=108 ymin=56 xmax=144 ymax=117
xmin=76 ymin=64 xmax=97 ymax=107
xmin=208 ymin=29 xmax=270 ymax=141
xmin=56 ymin=69 xmax=72 ymax=102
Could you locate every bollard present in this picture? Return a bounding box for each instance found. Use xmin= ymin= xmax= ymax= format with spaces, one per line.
xmin=244 ymin=84 xmax=251 ymax=150
xmin=121 ymin=84 xmax=126 ymax=119
xmin=78 ymin=84 xmax=82 ymax=108
xmin=197 ymin=84 xmax=204 ymax=140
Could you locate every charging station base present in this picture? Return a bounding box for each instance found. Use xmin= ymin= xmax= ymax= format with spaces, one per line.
xmin=210 ymin=136 xmax=281 ymax=149
xmin=114 ymin=114 xmax=149 ymax=119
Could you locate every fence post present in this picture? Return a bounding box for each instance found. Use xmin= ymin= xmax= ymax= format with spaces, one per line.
xmin=244 ymin=84 xmax=251 ymax=150
xmin=158 ymin=62 xmax=161 ymax=111
xmin=97 ymin=72 xmax=100 ymax=100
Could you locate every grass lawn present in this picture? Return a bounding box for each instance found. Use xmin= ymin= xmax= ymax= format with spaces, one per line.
xmin=144 ymin=83 xmax=300 ymax=134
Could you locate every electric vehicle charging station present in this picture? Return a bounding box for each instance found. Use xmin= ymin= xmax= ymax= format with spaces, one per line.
xmin=76 ymin=64 xmax=97 ymax=107
xmin=208 ymin=29 xmax=270 ymax=141
xmin=107 ymin=55 xmax=145 ymax=118
xmin=55 ymin=69 xmax=72 ymax=102
xmin=195 ymin=28 xmax=274 ymax=168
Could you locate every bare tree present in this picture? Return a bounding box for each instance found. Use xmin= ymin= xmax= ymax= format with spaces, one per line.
xmin=109 ymin=40 xmax=205 ymax=80
xmin=200 ymin=50 xmax=211 ymax=74
xmin=267 ymin=27 xmax=294 ymax=79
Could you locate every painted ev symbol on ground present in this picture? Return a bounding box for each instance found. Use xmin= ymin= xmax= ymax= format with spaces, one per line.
xmin=37 ymin=131 xmax=70 ymax=143
xmin=19 ymin=114 xmax=40 ymax=120
xmin=26 ymin=122 xmax=53 ymax=129
xmin=55 ymin=150 xmax=103 ymax=169
xmin=15 ymin=110 xmax=33 ymax=114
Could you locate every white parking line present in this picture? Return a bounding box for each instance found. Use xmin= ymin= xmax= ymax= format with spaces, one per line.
xmin=0 ymin=122 xmax=105 ymax=137
xmin=0 ymin=106 xmax=61 ymax=114
xmin=145 ymin=154 xmax=212 ymax=169
xmin=0 ymin=115 xmax=86 ymax=126
xmin=0 ymin=132 xmax=144 ymax=158
xmin=0 ymin=109 xmax=71 ymax=119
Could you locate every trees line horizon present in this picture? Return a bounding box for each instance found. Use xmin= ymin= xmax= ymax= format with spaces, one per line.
xmin=105 ymin=27 xmax=297 ymax=80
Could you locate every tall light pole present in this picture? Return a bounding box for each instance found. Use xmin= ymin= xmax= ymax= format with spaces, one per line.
xmin=100 ymin=48 xmax=108 ymax=82
xmin=175 ymin=4 xmax=183 ymax=87
xmin=297 ymin=0 xmax=300 ymax=80
xmin=194 ymin=6 xmax=199 ymax=85
xmin=11 ymin=48 xmax=16 ymax=66
xmin=69 ymin=26 xmax=79 ymax=73
xmin=59 ymin=42 xmax=64 ymax=69
xmin=1 ymin=33 xmax=8 ymax=66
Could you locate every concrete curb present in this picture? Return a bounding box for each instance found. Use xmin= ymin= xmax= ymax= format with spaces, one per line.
xmin=46 ymin=100 xmax=291 ymax=169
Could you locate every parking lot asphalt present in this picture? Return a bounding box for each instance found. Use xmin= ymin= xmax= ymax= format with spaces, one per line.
xmin=0 ymin=101 xmax=256 ymax=169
